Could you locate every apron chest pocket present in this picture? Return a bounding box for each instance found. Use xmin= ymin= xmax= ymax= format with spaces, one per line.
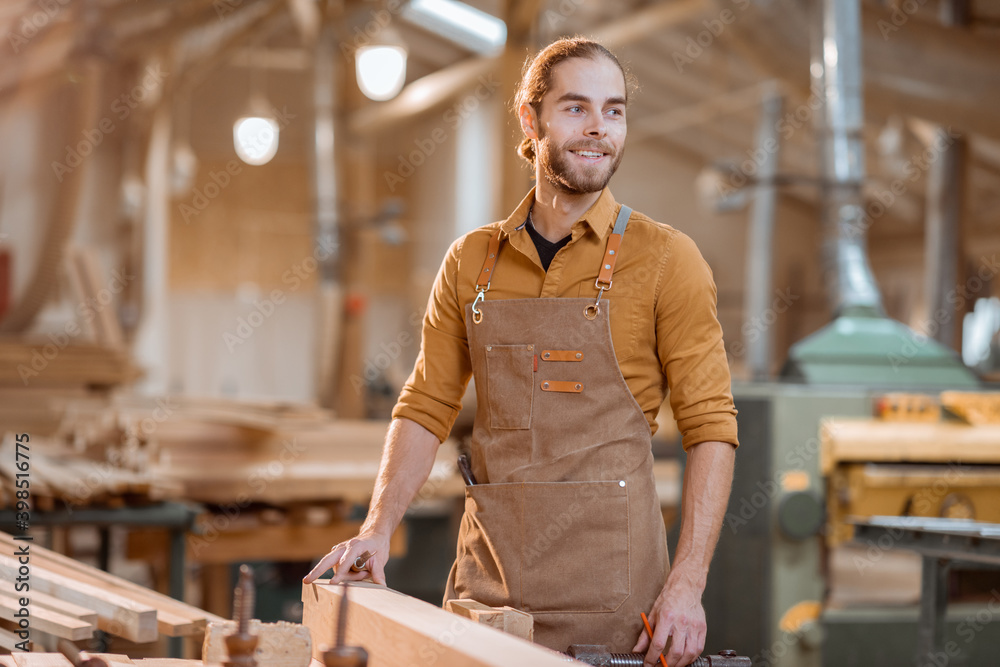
xmin=455 ymin=480 xmax=631 ymax=614
xmin=485 ymin=344 xmax=534 ymax=429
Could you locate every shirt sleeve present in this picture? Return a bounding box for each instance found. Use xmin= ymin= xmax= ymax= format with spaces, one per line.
xmin=655 ymin=231 xmax=739 ymax=451
xmin=391 ymin=236 xmax=473 ymax=442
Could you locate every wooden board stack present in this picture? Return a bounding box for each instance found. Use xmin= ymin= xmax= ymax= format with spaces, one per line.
xmin=0 ymin=434 xmax=180 ymax=511
xmin=141 ymin=399 xmax=463 ymax=506
xmin=0 ymin=532 xmax=223 ymax=650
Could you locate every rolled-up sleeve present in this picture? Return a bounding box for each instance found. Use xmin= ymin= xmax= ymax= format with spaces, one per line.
xmin=391 ymin=237 xmax=473 ymax=442
xmin=655 ymin=232 xmax=739 ymax=451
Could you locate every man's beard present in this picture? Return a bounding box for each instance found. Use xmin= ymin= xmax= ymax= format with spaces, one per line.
xmin=536 ymin=129 xmax=623 ymax=195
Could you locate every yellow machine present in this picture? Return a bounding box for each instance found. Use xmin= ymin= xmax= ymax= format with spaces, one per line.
xmin=823 ymin=392 xmax=1000 ymax=547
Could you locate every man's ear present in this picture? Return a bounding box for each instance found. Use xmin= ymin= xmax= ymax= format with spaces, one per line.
xmin=518 ymin=103 xmax=539 ymax=140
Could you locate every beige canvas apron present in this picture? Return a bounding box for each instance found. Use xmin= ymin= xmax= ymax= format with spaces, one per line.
xmin=443 ymin=205 xmax=669 ymax=653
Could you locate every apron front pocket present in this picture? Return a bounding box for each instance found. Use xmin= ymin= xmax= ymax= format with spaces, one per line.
xmin=520 ymin=480 xmax=630 ymax=613
xmin=454 ymin=480 xmax=631 ymax=615
xmin=485 ymin=344 xmax=534 ymax=429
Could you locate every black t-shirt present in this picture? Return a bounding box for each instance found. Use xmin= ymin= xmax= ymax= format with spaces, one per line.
xmin=526 ymin=217 xmax=571 ymax=271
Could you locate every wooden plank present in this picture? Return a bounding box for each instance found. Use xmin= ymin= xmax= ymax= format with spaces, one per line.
xmin=0 ymin=555 xmax=157 ymax=643
xmin=132 ymin=660 xmax=204 ymax=667
xmin=0 ymin=532 xmax=222 ymax=635
xmin=89 ymin=656 xmax=134 ymax=667
xmin=303 ymin=582 xmax=572 ymax=667
xmin=10 ymin=655 xmax=73 ymax=667
xmin=0 ymin=626 xmax=22 ymax=651
xmin=0 ymin=592 xmax=94 ymax=640
xmin=445 ymin=599 xmax=533 ymax=641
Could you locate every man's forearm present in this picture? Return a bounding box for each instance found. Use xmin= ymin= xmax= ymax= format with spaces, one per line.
xmin=361 ymin=417 xmax=442 ymax=538
xmin=669 ymin=440 xmax=736 ymax=590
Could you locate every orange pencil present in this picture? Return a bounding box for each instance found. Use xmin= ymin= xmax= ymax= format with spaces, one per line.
xmin=640 ymin=612 xmax=668 ymax=667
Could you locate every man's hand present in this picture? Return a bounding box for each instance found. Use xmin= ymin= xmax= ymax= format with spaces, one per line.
xmin=633 ymin=575 xmax=707 ymax=667
xmin=301 ymin=418 xmax=441 ymax=588
xmin=303 ymin=531 xmax=391 ymax=586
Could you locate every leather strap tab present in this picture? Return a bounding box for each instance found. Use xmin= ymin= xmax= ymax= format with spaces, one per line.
xmin=595 ymin=205 xmax=632 ymax=289
xmin=540 ymin=350 xmax=584 ymax=362
xmin=540 ymin=380 xmax=583 ymax=393
xmin=476 ymin=228 xmax=504 ymax=290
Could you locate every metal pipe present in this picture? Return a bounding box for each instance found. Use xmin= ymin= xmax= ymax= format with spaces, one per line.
xmin=923 ymin=130 xmax=966 ymax=349
xmin=814 ymin=0 xmax=885 ymax=318
xmin=743 ymin=84 xmax=783 ymax=380
xmin=312 ymin=23 xmax=339 ymax=284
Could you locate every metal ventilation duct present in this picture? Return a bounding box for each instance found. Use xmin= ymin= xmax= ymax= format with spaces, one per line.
xmin=781 ymin=0 xmax=977 ymax=387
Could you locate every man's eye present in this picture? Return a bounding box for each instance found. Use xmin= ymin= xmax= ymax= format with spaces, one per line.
xmin=607 ymin=108 xmax=623 ymax=117
xmin=568 ymin=106 xmax=581 ymax=113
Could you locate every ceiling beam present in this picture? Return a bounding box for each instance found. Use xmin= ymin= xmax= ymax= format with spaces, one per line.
xmin=348 ymin=0 xmax=711 ymax=135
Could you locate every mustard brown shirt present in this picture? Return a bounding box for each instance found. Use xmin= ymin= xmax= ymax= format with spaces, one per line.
xmin=391 ymin=187 xmax=739 ymax=451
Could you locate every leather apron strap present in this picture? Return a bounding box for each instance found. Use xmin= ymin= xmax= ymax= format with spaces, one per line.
xmin=472 ymin=205 xmax=634 ymax=324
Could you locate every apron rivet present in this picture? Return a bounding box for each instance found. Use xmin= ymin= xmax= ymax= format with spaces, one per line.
xmin=543 ymin=353 xmax=550 ymax=359
xmin=575 ymin=384 xmax=581 ymax=390
xmin=542 ymin=382 xmax=549 ymax=389
xmin=619 ymin=480 xmax=626 ymax=487
xmin=527 ymin=345 xmax=533 ymax=350
xmin=486 ymin=345 xmax=492 ymax=351
xmin=609 ymin=249 xmax=615 ymax=255
xmin=604 ymin=264 xmax=611 ymax=270
xmin=575 ymin=353 xmax=582 ymax=359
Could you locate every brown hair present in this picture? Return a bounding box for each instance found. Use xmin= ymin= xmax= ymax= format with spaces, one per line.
xmin=513 ymin=37 xmax=634 ymax=166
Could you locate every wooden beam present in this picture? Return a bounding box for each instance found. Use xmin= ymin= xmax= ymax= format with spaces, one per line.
xmin=0 ymin=592 xmax=94 ymax=641
xmin=0 ymin=555 xmax=158 ymax=643
xmin=349 ymin=57 xmax=496 ymax=135
xmin=302 ymin=582 xmax=573 ymax=667
xmin=0 ymin=532 xmax=221 ymax=637
xmin=350 ymin=0 xmax=711 ymax=135
xmin=710 ymin=0 xmax=1000 ymax=142
xmin=589 ymin=0 xmax=708 ymax=46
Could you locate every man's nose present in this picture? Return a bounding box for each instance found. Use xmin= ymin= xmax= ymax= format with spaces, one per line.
xmin=585 ymin=114 xmax=606 ymax=138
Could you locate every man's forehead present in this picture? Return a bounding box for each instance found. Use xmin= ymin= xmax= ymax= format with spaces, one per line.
xmin=545 ymin=57 xmax=626 ymax=101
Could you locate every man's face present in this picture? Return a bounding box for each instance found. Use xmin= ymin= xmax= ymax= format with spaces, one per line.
xmin=532 ymin=56 xmax=627 ymax=195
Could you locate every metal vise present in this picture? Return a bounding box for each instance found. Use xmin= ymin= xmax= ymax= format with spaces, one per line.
xmin=567 ymin=645 xmax=752 ymax=666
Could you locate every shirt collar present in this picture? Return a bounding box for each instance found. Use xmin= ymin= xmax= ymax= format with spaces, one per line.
xmin=500 ymin=187 xmax=620 ymax=239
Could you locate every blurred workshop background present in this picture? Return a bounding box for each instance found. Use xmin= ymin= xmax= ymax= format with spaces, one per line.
xmin=1 ymin=0 xmax=1000 ymax=666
